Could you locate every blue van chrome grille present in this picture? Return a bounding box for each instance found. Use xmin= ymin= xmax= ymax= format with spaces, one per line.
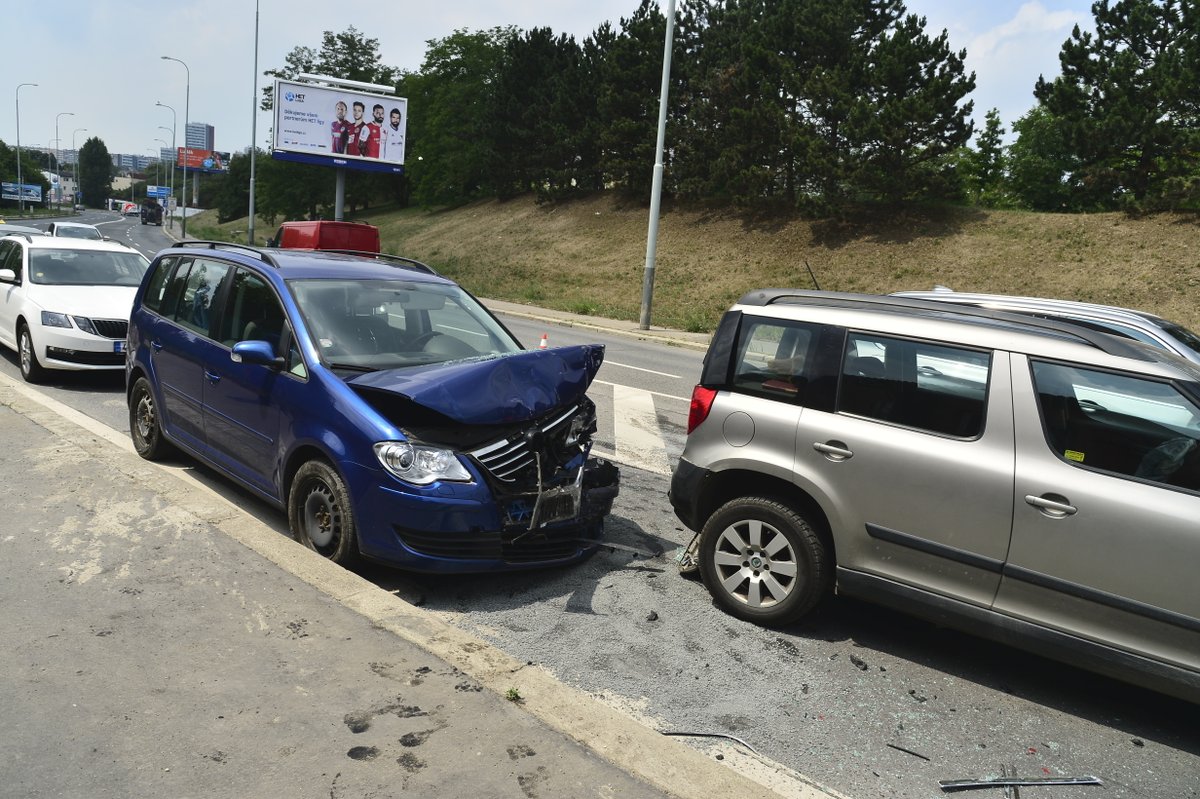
xmin=469 ymin=404 xmax=583 ymax=483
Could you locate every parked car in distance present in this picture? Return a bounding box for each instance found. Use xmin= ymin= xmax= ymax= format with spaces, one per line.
xmin=126 ymin=242 xmax=619 ymax=575
xmin=894 ymin=288 xmax=1200 ymax=366
xmin=0 ymin=234 xmax=149 ymax=382
xmin=265 ymin=220 xmax=380 ymax=253
xmin=46 ymin=221 xmax=104 ymax=240
xmin=671 ymin=289 xmax=1200 ymax=702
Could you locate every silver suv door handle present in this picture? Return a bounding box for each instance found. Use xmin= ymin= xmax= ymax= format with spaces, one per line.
xmin=813 ymin=441 xmax=853 ymax=460
xmin=1025 ymin=494 xmax=1077 ymax=517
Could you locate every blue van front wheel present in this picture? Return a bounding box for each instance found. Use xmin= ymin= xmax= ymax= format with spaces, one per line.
xmin=289 ymin=459 xmax=360 ymax=566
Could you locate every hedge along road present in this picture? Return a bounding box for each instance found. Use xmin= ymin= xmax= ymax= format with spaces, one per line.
xmin=0 ymin=310 xmax=1196 ymax=799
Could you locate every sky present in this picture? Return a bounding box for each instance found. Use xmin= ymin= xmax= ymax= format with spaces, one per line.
xmin=7 ymin=0 xmax=1094 ymax=162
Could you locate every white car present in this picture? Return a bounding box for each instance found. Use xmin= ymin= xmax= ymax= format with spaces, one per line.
xmin=46 ymin=221 xmax=104 ymax=240
xmin=0 ymin=234 xmax=149 ymax=382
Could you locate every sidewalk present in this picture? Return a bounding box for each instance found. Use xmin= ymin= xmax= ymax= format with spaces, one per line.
xmin=0 ymin=375 xmax=844 ymax=799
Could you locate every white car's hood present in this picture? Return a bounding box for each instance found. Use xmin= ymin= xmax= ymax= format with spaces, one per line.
xmin=26 ymin=284 xmax=139 ymax=319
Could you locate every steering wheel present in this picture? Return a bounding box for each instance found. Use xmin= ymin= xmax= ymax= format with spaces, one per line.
xmin=410 ymin=331 xmax=444 ymax=350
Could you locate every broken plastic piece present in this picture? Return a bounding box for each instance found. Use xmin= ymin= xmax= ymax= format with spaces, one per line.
xmin=940 ymin=775 xmax=1102 ymax=792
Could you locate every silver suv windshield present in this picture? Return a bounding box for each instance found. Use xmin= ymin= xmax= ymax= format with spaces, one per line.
xmin=289 ymin=278 xmax=522 ymax=369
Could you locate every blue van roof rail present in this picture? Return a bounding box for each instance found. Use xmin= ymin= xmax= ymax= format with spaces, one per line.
xmin=174 ymin=240 xmax=280 ymax=268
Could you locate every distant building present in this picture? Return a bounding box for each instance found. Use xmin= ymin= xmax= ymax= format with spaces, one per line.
xmin=112 ymin=153 xmax=156 ymax=171
xmin=186 ymin=122 xmax=215 ymax=151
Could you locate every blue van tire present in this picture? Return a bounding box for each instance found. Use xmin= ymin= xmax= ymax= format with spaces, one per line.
xmin=289 ymin=460 xmax=360 ymax=565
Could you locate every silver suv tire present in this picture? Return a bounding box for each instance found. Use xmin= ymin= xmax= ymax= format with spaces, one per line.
xmin=699 ymin=497 xmax=830 ymax=626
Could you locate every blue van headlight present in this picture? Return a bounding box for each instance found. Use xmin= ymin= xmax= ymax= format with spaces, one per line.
xmin=374 ymin=441 xmax=472 ymax=485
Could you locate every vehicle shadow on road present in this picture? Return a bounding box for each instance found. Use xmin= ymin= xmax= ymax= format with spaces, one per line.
xmin=775 ymin=596 xmax=1198 ymax=756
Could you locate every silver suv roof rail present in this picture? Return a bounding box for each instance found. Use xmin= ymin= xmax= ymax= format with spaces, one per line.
xmin=738 ymin=289 xmax=1155 ymax=362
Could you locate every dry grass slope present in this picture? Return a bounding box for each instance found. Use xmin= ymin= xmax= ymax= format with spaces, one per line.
xmin=194 ymin=193 xmax=1200 ymax=335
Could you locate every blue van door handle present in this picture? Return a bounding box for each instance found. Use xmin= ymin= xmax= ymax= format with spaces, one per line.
xmin=151 ymin=341 xmax=163 ymax=352
xmin=204 ymin=370 xmax=221 ymax=384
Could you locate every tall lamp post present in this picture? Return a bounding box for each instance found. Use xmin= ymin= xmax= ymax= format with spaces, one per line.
xmin=55 ymin=111 xmax=75 ymax=210
xmin=154 ymin=138 xmax=170 ymax=192
xmin=16 ymin=83 xmax=38 ymax=214
xmin=147 ymin=148 xmax=161 ymax=190
xmin=156 ymin=104 xmax=176 ymax=230
xmin=161 ymin=56 xmax=190 ymax=238
xmin=72 ymin=128 xmax=87 ymax=209
xmin=248 ymin=0 xmax=261 ymax=245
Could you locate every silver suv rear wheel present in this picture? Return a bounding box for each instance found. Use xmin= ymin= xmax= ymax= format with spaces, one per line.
xmin=698 ymin=497 xmax=830 ymax=626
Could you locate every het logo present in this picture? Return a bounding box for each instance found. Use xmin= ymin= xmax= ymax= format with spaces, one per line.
xmin=285 ymin=91 xmax=306 ymax=103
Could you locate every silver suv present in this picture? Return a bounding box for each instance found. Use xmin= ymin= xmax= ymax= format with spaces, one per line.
xmin=670 ymin=290 xmax=1200 ymax=702
xmin=894 ymin=289 xmax=1200 ymax=365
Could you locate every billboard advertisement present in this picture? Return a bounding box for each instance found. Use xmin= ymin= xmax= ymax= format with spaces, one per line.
xmin=177 ymin=148 xmax=231 ymax=174
xmin=2 ymin=182 xmax=43 ymax=203
xmin=272 ymin=79 xmax=407 ymax=175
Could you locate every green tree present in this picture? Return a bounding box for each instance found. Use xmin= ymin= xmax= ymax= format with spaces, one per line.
xmin=262 ymin=26 xmax=400 ymax=109
xmin=672 ymin=0 xmax=974 ymax=208
xmin=591 ymin=1 xmax=672 ymax=199
xmin=209 ymin=150 xmax=254 ymax=223
xmin=485 ymin=27 xmax=596 ymax=201
xmin=1007 ymin=105 xmax=1081 ymax=211
xmin=77 ymin=138 xmax=113 ymax=208
xmin=400 ymin=28 xmax=514 ymax=206
xmin=962 ymin=108 xmax=1008 ymax=206
xmin=1034 ymin=0 xmax=1200 ymax=209
xmin=846 ymin=10 xmax=976 ymax=203
xmin=0 ymin=141 xmax=52 ymax=211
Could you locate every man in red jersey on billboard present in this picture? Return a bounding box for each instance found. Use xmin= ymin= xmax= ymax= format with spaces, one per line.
xmin=330 ymin=101 xmax=351 ymax=154
xmin=360 ymin=103 xmax=385 ymax=158
xmin=350 ymin=101 xmax=370 ymax=156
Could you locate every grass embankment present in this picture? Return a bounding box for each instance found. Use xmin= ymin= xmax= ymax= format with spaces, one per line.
xmin=186 ymin=194 xmax=1200 ymax=335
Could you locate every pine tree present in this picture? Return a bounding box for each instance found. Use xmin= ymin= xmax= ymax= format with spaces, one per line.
xmin=1034 ymin=0 xmax=1200 ymax=209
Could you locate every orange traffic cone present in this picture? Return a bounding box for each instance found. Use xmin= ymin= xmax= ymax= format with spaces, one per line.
xmin=537 ymin=333 xmax=549 ymax=349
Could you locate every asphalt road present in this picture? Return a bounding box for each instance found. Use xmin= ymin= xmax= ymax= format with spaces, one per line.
xmin=2 ymin=213 xmax=1197 ymax=798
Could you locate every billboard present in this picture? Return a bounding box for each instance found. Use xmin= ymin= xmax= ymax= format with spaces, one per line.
xmin=272 ymin=79 xmax=407 ymax=175
xmin=146 ymin=185 xmax=173 ymax=198
xmin=2 ymin=182 xmax=43 ymax=203
xmin=177 ymin=148 xmax=231 ymax=174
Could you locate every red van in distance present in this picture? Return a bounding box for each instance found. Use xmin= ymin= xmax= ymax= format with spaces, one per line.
xmin=267 ymin=221 xmax=380 ymax=253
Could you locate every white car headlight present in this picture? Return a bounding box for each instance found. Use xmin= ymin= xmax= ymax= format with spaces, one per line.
xmin=71 ymin=315 xmax=99 ymax=336
xmin=374 ymin=441 xmax=472 ymax=485
xmin=41 ymin=311 xmax=73 ymax=329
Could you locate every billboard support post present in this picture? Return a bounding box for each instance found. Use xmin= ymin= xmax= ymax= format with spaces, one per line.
xmin=335 ymin=168 xmax=346 ymax=221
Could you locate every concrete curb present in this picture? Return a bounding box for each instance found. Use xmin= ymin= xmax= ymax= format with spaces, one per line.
xmin=0 ymin=371 xmax=848 ymax=799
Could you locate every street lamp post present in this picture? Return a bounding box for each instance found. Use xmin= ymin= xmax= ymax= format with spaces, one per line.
xmin=156 ymin=105 xmax=176 ymax=230
xmin=248 ymin=0 xmax=261 ymax=245
xmin=72 ymin=128 xmax=87 ymax=209
xmin=16 ymin=83 xmax=38 ymax=214
xmin=154 ymin=138 xmax=170 ymax=192
xmin=147 ymin=148 xmax=161 ymax=189
xmin=55 ymin=111 xmax=75 ymax=210
xmin=161 ymin=56 xmax=190 ymax=238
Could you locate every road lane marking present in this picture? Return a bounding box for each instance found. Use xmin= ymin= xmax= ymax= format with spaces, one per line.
xmin=594 ymin=379 xmax=689 ymax=404
xmin=604 ymin=360 xmax=681 ymax=379
xmin=611 ymin=384 xmax=673 ymax=476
